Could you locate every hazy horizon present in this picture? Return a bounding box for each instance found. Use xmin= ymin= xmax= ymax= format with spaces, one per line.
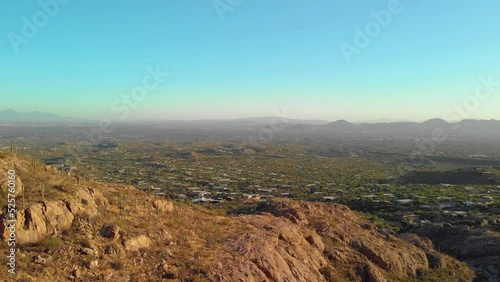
xmin=1 ymin=1 xmax=499 ymax=122
xmin=2 ymin=108 xmax=500 ymax=124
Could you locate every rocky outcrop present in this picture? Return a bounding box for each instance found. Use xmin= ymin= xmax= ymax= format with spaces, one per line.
xmin=213 ymin=215 xmax=329 ymax=282
xmin=1 ymin=187 xmax=105 ymax=244
xmin=209 ymin=199 xmax=443 ymax=281
xmin=0 ymin=200 xmax=76 ymax=244
xmin=76 ymin=187 xmax=109 ymax=217
xmin=151 ymin=199 xmax=174 ymax=213
xmin=400 ymin=233 xmax=447 ymax=270
xmin=100 ymin=224 xmax=121 ymax=240
xmin=0 ymin=167 xmax=23 ymax=196
xmin=413 ymin=224 xmax=500 ymax=280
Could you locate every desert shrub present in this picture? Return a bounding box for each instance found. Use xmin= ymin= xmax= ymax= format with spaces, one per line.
xmin=319 ymin=266 xmax=336 ymax=282
xmin=111 ymin=259 xmax=125 ymax=270
xmin=80 ymin=239 xmax=92 ymax=248
xmin=39 ymin=237 xmax=64 ymax=250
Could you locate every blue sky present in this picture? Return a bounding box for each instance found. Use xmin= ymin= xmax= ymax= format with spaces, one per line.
xmin=1 ymin=0 xmax=499 ymax=122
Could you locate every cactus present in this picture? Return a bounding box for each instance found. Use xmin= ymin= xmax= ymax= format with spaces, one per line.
xmin=118 ymin=192 xmax=128 ymax=217
xmin=22 ymin=184 xmax=26 ymax=209
xmin=194 ymin=253 xmax=201 ymax=275
xmin=124 ymin=190 xmax=128 ymax=211
xmin=102 ymin=203 xmax=107 ymax=219
xmin=31 ymin=152 xmax=36 ymax=173
xmin=147 ymin=204 xmax=151 ymax=221
xmin=118 ymin=195 xmax=123 ymax=217
xmin=41 ymin=182 xmax=45 ymax=202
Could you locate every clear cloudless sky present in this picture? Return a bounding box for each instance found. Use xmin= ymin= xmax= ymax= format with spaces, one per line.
xmin=1 ymin=0 xmax=499 ymax=122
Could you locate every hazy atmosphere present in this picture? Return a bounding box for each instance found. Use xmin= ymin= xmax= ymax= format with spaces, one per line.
xmin=2 ymin=2 xmax=500 ymax=282
xmin=1 ymin=0 xmax=499 ymax=122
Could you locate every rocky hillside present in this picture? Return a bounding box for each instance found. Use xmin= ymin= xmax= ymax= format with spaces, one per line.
xmin=412 ymin=224 xmax=500 ymax=281
xmin=0 ymin=154 xmax=475 ymax=281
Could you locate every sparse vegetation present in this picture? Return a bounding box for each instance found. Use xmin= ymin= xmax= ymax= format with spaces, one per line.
xmin=39 ymin=237 xmax=64 ymax=250
xmin=0 ymin=128 xmax=497 ymax=281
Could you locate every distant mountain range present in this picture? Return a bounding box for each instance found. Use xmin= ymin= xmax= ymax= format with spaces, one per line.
xmin=1 ymin=109 xmax=499 ymax=137
xmin=322 ymin=118 xmax=500 ymax=136
xmin=0 ymin=109 xmax=79 ymax=124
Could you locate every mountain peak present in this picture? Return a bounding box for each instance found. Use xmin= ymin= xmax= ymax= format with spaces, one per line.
xmin=1 ymin=109 xmax=17 ymax=113
xmin=0 ymin=109 xmax=76 ymax=124
xmin=423 ymin=118 xmax=449 ymax=125
xmin=329 ymin=119 xmax=354 ymax=125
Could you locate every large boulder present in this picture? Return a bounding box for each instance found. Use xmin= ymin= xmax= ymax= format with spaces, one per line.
xmin=76 ymin=187 xmax=108 ymax=217
xmin=1 ymin=187 xmax=104 ymax=244
xmin=152 ymin=199 xmax=174 ymax=213
xmin=5 ymin=201 xmax=75 ymax=244
xmin=124 ymin=235 xmax=153 ymax=252
xmin=0 ymin=168 xmax=23 ymax=197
